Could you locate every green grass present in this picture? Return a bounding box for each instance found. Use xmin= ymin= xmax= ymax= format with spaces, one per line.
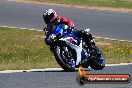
xmin=24 ymin=0 xmax=132 ymax=8
xmin=0 ymin=27 xmax=59 ymax=70
xmin=0 ymin=27 xmax=131 ymax=70
xmin=95 ymin=38 xmax=132 ymax=64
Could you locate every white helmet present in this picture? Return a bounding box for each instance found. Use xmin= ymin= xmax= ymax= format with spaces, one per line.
xmin=43 ymin=9 xmax=57 ymax=24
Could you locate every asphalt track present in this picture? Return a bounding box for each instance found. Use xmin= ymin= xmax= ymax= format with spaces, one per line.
xmin=0 ymin=65 xmax=132 ymax=88
xmin=0 ymin=0 xmax=132 ymax=41
xmin=0 ymin=0 xmax=132 ymax=88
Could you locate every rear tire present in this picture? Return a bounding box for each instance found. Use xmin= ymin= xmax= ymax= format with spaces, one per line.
xmin=90 ymin=56 xmax=105 ymax=70
xmin=90 ymin=47 xmax=105 ymax=70
xmin=81 ymin=62 xmax=89 ymax=68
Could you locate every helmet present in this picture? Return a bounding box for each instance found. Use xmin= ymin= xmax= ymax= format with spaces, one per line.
xmin=43 ymin=9 xmax=57 ymax=24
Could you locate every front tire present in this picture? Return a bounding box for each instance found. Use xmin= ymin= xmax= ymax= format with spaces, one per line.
xmin=53 ymin=46 xmax=76 ymax=72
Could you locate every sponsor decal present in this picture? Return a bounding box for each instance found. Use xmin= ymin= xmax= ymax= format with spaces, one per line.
xmin=76 ymin=67 xmax=131 ymax=85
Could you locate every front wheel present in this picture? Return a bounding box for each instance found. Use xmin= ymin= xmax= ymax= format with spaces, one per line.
xmin=53 ymin=45 xmax=76 ymax=72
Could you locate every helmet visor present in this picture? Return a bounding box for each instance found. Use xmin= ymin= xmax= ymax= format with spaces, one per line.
xmin=43 ymin=13 xmax=54 ymax=24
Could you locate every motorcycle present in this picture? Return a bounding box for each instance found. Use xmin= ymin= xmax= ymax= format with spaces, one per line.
xmin=43 ymin=24 xmax=105 ymax=72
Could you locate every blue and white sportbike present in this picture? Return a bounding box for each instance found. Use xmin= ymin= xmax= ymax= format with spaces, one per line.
xmin=43 ymin=24 xmax=105 ymax=72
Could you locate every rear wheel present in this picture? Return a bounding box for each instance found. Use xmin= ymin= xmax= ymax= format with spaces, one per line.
xmin=90 ymin=47 xmax=105 ymax=70
xmin=53 ymin=45 xmax=76 ymax=72
xmin=81 ymin=33 xmax=105 ymax=70
xmin=90 ymin=55 xmax=105 ymax=70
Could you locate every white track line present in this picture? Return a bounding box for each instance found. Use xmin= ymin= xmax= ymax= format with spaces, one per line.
xmin=1 ymin=25 xmax=131 ymax=42
xmin=0 ymin=63 xmax=132 ymax=73
xmin=0 ymin=25 xmax=43 ymax=32
xmin=106 ymin=62 xmax=132 ymax=66
xmin=95 ymin=36 xmax=132 ymax=42
xmin=7 ymin=0 xmax=16 ymax=1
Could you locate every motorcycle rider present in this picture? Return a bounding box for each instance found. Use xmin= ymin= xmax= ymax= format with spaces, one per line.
xmin=43 ymin=9 xmax=93 ymax=46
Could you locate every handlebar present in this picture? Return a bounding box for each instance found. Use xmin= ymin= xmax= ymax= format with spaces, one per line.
xmin=43 ymin=27 xmax=48 ymax=35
